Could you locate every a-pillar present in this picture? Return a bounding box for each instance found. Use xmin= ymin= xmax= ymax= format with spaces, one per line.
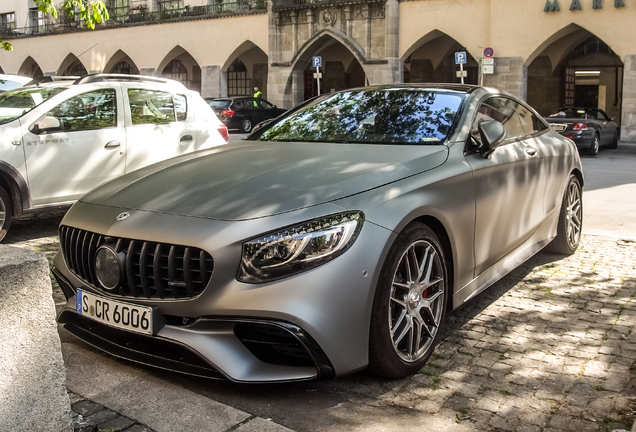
xmin=621 ymin=55 xmax=636 ymax=141
xmin=200 ymin=66 xmax=227 ymax=99
xmin=483 ymin=57 xmax=527 ymax=101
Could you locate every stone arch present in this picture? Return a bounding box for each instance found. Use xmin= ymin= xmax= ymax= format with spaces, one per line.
xmin=222 ymin=40 xmax=268 ymax=98
xmin=401 ymin=30 xmax=478 ymax=85
xmin=527 ymin=24 xmax=624 ymax=124
xmin=57 ymin=53 xmax=87 ymax=76
xmin=103 ymin=50 xmax=140 ymax=75
xmin=18 ymin=56 xmax=43 ymax=78
xmin=283 ymin=29 xmax=370 ymax=106
xmin=157 ymin=46 xmax=201 ymax=92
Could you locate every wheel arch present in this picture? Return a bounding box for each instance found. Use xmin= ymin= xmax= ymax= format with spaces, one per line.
xmin=0 ymin=162 xmax=31 ymax=217
xmin=571 ymin=167 xmax=584 ymax=188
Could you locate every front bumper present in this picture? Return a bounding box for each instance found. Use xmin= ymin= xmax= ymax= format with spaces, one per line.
xmin=54 ymin=202 xmax=395 ymax=382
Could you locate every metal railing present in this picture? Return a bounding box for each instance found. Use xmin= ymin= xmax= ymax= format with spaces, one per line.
xmin=272 ymin=0 xmax=382 ymax=10
xmin=0 ymin=1 xmax=265 ymax=39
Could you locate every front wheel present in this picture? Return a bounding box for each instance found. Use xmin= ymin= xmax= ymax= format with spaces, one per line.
xmin=545 ymin=174 xmax=582 ymax=255
xmin=0 ymin=186 xmax=13 ymax=242
xmin=368 ymin=223 xmax=448 ymax=378
xmin=587 ymin=134 xmax=600 ymax=156
xmin=240 ymin=118 xmax=253 ymax=133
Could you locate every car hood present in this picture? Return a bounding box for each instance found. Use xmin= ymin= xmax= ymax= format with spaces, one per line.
xmin=81 ymin=141 xmax=449 ymax=220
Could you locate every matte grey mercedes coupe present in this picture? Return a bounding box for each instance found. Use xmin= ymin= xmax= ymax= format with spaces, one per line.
xmin=54 ymin=84 xmax=583 ymax=382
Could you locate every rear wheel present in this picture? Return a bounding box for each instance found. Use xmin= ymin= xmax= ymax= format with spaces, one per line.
xmin=587 ymin=133 xmax=600 ymax=156
xmin=0 ymin=186 xmax=13 ymax=242
xmin=368 ymin=223 xmax=448 ymax=378
xmin=240 ymin=118 xmax=253 ymax=133
xmin=545 ymin=175 xmax=582 ymax=255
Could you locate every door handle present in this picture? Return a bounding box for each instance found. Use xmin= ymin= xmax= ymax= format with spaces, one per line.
xmin=525 ymin=147 xmax=537 ymax=156
xmin=180 ymin=135 xmax=193 ymax=143
xmin=104 ymin=140 xmax=121 ymax=149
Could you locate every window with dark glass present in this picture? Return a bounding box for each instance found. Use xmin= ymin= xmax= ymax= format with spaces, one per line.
xmin=174 ymin=94 xmax=187 ymax=121
xmin=471 ymin=97 xmax=525 ymax=145
xmin=1 ymin=12 xmax=15 ymax=31
xmin=66 ymin=62 xmax=88 ymax=77
xmin=114 ymin=61 xmax=136 ymax=75
xmin=46 ymin=89 xmax=117 ymax=132
xmin=107 ymin=0 xmax=130 ymax=21
xmin=128 ymin=89 xmax=176 ymax=125
xmin=228 ymin=59 xmax=252 ymax=96
xmin=28 ymin=8 xmax=47 ymax=33
xmin=162 ymin=59 xmax=188 ymax=87
xmin=157 ymin=0 xmax=183 ymax=10
xmin=516 ymin=103 xmax=548 ymax=135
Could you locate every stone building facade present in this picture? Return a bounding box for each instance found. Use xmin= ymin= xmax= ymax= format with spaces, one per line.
xmin=1 ymin=0 xmax=635 ymax=139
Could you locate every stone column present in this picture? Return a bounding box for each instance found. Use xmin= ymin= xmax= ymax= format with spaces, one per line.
xmin=621 ymin=55 xmax=636 ymax=141
xmin=362 ymin=4 xmax=371 ymax=58
xmin=482 ymin=57 xmax=527 ymax=101
xmin=290 ymin=11 xmax=298 ymax=60
xmin=384 ymin=0 xmax=402 ymax=84
xmin=306 ymin=10 xmax=314 ymax=37
xmin=344 ymin=6 xmax=352 ymax=38
xmin=200 ymin=65 xmax=226 ymax=99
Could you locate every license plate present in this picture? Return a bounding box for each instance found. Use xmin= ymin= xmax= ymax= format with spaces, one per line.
xmin=76 ymin=290 xmax=155 ymax=335
xmin=551 ymin=124 xmax=567 ymax=132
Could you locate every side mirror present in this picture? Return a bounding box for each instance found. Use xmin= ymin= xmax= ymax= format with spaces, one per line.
xmin=30 ymin=116 xmax=63 ymax=134
xmin=478 ymin=120 xmax=506 ymax=154
xmin=611 ymin=116 xmax=616 ymax=121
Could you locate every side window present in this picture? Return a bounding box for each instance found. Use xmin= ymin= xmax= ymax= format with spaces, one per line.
xmin=233 ymin=100 xmax=244 ymax=109
xmin=250 ymin=98 xmax=261 ymax=108
xmin=261 ymin=100 xmax=274 ymax=109
xmin=47 ymin=89 xmax=117 ymax=132
xmin=128 ymin=89 xmax=175 ymax=125
xmin=595 ymin=109 xmax=609 ymax=121
xmin=470 ymin=97 xmax=525 ymax=145
xmin=516 ymin=103 xmax=548 ymax=135
xmin=174 ymin=94 xmax=187 ymax=122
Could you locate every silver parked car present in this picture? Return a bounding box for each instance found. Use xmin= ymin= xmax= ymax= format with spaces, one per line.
xmin=54 ymin=84 xmax=583 ymax=382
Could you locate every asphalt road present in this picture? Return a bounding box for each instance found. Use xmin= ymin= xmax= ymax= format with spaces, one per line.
xmin=6 ymin=139 xmax=636 ymax=432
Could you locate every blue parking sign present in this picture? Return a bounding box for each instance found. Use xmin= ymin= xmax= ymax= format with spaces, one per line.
xmin=455 ymin=52 xmax=467 ymax=65
xmin=312 ymin=56 xmax=322 ymax=68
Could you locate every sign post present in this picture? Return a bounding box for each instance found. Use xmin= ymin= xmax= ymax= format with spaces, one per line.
xmin=312 ymin=56 xmax=322 ymax=95
xmin=454 ymin=52 xmax=467 ymax=84
xmin=481 ymin=47 xmax=494 ymax=86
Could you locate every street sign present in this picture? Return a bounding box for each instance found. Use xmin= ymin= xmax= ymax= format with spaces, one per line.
xmin=483 ymin=47 xmax=494 ymax=58
xmin=312 ymin=56 xmax=322 ymax=67
xmin=483 ymin=58 xmax=494 ymax=65
xmin=456 ymin=70 xmax=468 ymax=78
xmin=455 ymin=52 xmax=467 ymax=65
xmin=483 ymin=65 xmax=494 ymax=74
xmin=313 ymin=72 xmax=323 ymax=79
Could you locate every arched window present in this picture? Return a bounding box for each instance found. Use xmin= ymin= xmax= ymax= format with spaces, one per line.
xmin=114 ymin=61 xmax=137 ymax=75
xmin=228 ymin=59 xmax=252 ymax=96
xmin=67 ymin=62 xmax=87 ymax=77
xmin=162 ymin=59 xmax=188 ymax=86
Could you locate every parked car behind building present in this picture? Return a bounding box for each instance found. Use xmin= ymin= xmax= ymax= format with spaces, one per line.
xmin=0 ymin=74 xmax=229 ymax=240
xmin=544 ymin=107 xmax=619 ymax=155
xmin=207 ymin=96 xmax=287 ymax=133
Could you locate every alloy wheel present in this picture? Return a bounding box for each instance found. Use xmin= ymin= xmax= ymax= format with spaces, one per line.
xmin=389 ymin=240 xmax=445 ymax=362
xmin=565 ymin=180 xmax=582 ymax=249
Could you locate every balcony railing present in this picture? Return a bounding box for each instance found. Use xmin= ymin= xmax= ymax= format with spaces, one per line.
xmin=272 ymin=0 xmax=383 ymax=10
xmin=0 ymin=1 xmax=266 ymax=39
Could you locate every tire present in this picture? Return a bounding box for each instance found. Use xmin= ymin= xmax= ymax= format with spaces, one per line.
xmin=608 ymin=132 xmax=619 ymax=149
xmin=545 ymin=175 xmax=582 ymax=255
xmin=240 ymin=118 xmax=253 ymax=133
xmin=0 ymin=186 xmax=13 ymax=242
xmin=587 ymin=133 xmax=600 ymax=156
xmin=368 ymin=222 xmax=448 ymax=378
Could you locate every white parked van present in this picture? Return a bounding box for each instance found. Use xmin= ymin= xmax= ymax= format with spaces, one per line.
xmin=0 ymin=74 xmax=229 ymax=240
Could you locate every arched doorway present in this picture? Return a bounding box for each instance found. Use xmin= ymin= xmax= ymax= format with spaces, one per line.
xmin=402 ymin=31 xmax=478 ymax=85
xmin=289 ymin=33 xmax=367 ymax=103
xmin=223 ymin=41 xmax=269 ymax=98
xmin=104 ymin=50 xmax=140 ymax=75
xmin=18 ymin=57 xmax=43 ymax=78
xmin=58 ymin=54 xmax=87 ymax=77
xmin=157 ymin=46 xmax=201 ymax=92
xmin=527 ymin=26 xmax=623 ymax=125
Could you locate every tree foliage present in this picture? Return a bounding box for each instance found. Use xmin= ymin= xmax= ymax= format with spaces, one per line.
xmin=1 ymin=0 xmax=109 ymax=51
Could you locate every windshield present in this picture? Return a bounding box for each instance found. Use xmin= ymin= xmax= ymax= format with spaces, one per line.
xmin=258 ymin=88 xmax=463 ymax=144
xmin=0 ymin=87 xmax=66 ymax=125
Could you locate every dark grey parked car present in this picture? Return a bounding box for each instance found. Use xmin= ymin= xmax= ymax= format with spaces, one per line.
xmin=545 ymin=107 xmax=619 ymax=155
xmin=54 ymin=84 xmax=583 ymax=382
xmin=207 ymin=96 xmax=286 ymax=133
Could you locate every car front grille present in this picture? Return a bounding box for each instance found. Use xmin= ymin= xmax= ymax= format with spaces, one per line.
xmin=59 ymin=225 xmax=213 ymax=300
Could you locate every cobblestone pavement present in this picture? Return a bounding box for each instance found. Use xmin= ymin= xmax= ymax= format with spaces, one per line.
xmin=7 ymin=213 xmax=636 ymax=432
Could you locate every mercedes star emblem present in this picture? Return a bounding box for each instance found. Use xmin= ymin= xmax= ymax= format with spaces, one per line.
xmin=116 ymin=212 xmax=130 ymax=221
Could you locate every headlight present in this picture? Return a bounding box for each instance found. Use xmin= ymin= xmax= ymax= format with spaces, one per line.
xmin=238 ymin=211 xmax=364 ymax=283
